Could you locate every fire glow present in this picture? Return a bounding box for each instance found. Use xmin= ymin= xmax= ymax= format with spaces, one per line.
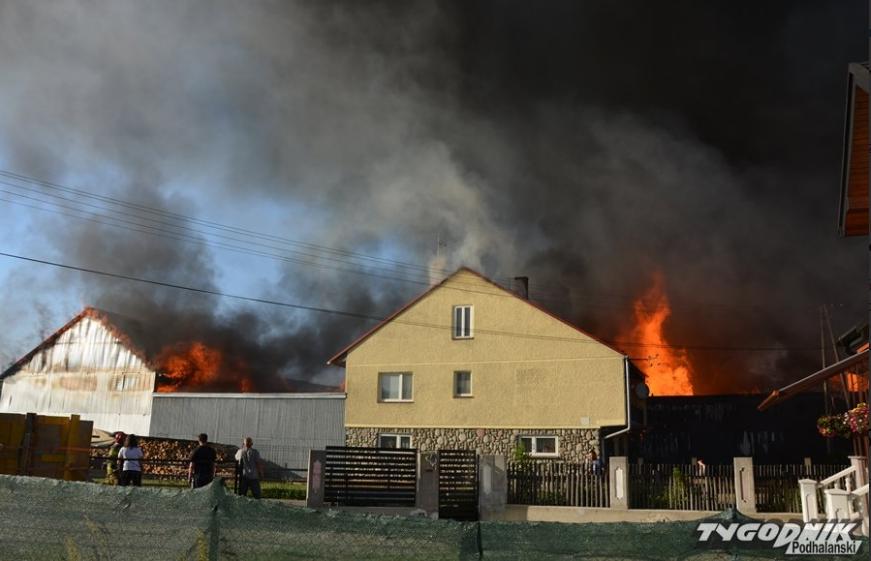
xmin=156 ymin=341 xmax=252 ymax=393
xmin=625 ymin=272 xmax=695 ymax=396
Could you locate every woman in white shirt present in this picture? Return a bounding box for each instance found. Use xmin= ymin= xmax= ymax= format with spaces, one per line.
xmin=118 ymin=434 xmax=144 ymax=487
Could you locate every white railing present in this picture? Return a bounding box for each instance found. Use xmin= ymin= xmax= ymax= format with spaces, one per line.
xmin=799 ymin=456 xmax=868 ymax=537
xmin=819 ymin=466 xmax=857 ymax=490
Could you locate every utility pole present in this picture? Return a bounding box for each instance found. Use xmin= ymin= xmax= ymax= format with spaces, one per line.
xmin=820 ymin=307 xmax=832 ymax=455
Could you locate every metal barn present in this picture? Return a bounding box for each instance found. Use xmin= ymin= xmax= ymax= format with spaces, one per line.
xmin=0 ymin=308 xmax=157 ymax=434
xmin=0 ymin=307 xmax=346 ymax=466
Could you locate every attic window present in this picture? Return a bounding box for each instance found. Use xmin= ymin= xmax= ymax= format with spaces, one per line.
xmin=453 ymin=305 xmax=473 ymax=339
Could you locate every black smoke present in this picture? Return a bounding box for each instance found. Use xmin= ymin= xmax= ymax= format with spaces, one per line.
xmin=0 ymin=1 xmax=866 ymax=392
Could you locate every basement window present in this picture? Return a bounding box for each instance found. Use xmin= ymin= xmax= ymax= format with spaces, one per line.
xmin=379 ymin=372 xmax=413 ymax=402
xmin=454 ymin=371 xmax=473 ymax=397
xmin=518 ymin=436 xmax=559 ymax=458
xmin=378 ymin=434 xmax=413 ymax=449
xmin=453 ymin=305 xmax=474 ymax=339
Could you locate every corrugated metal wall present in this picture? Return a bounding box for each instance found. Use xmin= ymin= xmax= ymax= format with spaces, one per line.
xmin=0 ymin=317 xmax=155 ymax=435
xmin=149 ymin=393 xmax=345 ymax=469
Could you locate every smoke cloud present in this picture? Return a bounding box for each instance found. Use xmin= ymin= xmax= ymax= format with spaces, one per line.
xmin=0 ymin=1 xmax=865 ymax=392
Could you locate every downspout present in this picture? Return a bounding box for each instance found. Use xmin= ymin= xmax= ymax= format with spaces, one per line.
xmin=604 ymin=356 xmax=632 ymax=452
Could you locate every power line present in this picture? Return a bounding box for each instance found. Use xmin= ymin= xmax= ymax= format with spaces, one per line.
xmin=0 ymin=187 xmax=660 ymax=312
xmin=0 ymin=168 xmax=458 ymax=279
xmin=0 ymin=177 xmax=535 ymax=296
xmin=0 ymin=250 xmax=823 ymax=353
xmin=1 ymin=168 xmax=816 ymax=315
xmin=1 ymin=193 xmax=588 ymax=313
xmin=0 ymin=184 xmax=825 ymax=319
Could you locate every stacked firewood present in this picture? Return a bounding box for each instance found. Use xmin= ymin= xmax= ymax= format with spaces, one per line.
xmin=92 ymin=436 xmax=239 ymax=479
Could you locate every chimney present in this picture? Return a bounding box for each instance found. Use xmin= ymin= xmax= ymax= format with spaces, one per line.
xmin=512 ymin=276 xmax=529 ymax=300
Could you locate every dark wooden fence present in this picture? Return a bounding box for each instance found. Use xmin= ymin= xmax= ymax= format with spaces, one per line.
xmin=323 ymin=446 xmax=418 ymax=507
xmin=754 ymin=464 xmax=847 ymax=513
xmin=629 ymin=463 xmax=734 ymax=510
xmin=507 ymin=461 xmax=609 ymax=507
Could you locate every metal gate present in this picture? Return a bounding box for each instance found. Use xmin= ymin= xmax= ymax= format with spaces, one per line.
xmin=323 ymin=446 xmax=418 ymax=507
xmin=438 ymin=449 xmax=478 ymax=520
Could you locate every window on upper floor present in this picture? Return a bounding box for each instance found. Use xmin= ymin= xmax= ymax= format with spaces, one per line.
xmin=378 ymin=433 xmax=413 ymax=449
xmin=378 ymin=372 xmax=413 ymax=402
xmin=518 ymin=435 xmax=559 ymax=458
xmin=454 ymin=371 xmax=472 ymax=397
xmin=453 ymin=305 xmax=473 ymax=339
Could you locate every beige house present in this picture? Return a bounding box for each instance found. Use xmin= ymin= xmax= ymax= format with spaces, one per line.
xmin=328 ymin=268 xmax=633 ymax=461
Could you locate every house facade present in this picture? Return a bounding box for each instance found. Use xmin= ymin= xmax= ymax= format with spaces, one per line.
xmin=328 ymin=268 xmax=631 ymax=461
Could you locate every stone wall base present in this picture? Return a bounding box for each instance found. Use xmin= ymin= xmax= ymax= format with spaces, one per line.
xmin=345 ymin=426 xmax=600 ymax=462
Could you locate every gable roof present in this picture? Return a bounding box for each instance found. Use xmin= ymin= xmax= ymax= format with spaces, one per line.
xmin=326 ymin=266 xmax=624 ymax=366
xmin=838 ymin=62 xmax=870 ymax=237
xmin=1 ymin=307 xmax=153 ymax=379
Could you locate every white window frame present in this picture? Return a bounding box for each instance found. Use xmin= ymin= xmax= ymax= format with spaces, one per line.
xmin=453 ymin=370 xmax=473 ymax=397
xmin=378 ymin=433 xmax=413 ymax=449
xmin=452 ymin=305 xmax=474 ymax=339
xmin=378 ymin=372 xmax=413 ymax=402
xmin=518 ymin=435 xmax=559 ymax=458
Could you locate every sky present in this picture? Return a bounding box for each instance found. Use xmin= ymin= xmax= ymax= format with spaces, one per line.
xmin=0 ymin=1 xmax=866 ymax=392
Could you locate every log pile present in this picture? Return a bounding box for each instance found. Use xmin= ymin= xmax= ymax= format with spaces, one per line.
xmin=92 ymin=436 xmax=239 ymax=479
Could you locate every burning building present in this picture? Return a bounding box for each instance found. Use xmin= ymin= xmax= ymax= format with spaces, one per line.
xmin=0 ymin=307 xmax=345 ymax=467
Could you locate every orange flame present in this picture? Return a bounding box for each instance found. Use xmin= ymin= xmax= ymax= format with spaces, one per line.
xmin=155 ymin=341 xmax=253 ymax=393
xmin=625 ymin=272 xmax=695 ymax=396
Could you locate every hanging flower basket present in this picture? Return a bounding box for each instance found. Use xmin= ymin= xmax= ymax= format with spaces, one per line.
xmin=817 ymin=414 xmax=850 ymax=438
xmin=845 ymin=403 xmax=869 ymax=434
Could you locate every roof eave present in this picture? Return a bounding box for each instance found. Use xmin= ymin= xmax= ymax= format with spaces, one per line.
xmin=757 ymin=350 xmax=868 ymax=411
xmin=839 ymin=63 xmax=870 ymax=237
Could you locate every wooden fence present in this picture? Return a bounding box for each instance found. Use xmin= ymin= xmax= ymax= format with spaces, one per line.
xmin=629 ymin=463 xmax=734 ymax=510
xmin=507 ymin=461 xmax=609 ymax=507
xmin=754 ymin=464 xmax=847 ymax=513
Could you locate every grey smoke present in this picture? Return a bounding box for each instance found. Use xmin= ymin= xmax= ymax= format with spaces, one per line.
xmin=0 ymin=1 xmax=865 ymax=392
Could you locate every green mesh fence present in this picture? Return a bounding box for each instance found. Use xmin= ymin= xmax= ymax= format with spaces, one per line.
xmin=0 ymin=474 xmax=865 ymax=560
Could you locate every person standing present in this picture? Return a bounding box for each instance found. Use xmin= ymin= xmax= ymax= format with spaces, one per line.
xmin=188 ymin=433 xmax=217 ymax=488
xmin=106 ymin=431 xmax=126 ymax=485
xmin=589 ymin=450 xmax=603 ymax=475
xmin=234 ymin=437 xmax=264 ymax=499
xmin=118 ymin=434 xmax=144 ymax=487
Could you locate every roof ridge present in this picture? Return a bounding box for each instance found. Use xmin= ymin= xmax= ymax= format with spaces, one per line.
xmin=0 ymin=306 xmax=154 ymax=379
xmin=326 ymin=266 xmax=623 ymax=366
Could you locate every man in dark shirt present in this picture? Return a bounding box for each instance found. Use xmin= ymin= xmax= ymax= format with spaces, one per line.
xmin=188 ymin=433 xmax=217 ymax=488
